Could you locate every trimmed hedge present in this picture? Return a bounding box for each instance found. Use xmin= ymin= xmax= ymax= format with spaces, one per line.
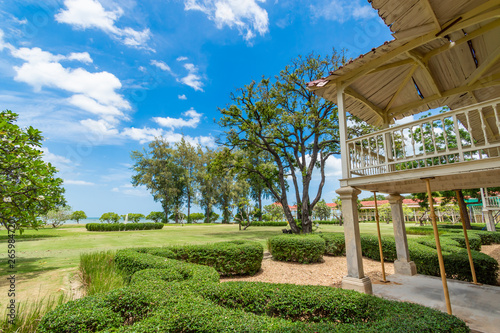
xmin=251 ymin=221 xmax=288 ymax=226
xmin=317 ymin=231 xmax=499 ymax=285
xmin=85 ymin=223 xmax=163 ymax=232
xmin=39 ymin=263 xmax=469 ymax=332
xmin=117 ymin=240 xmax=263 ymax=277
xmin=268 ymin=235 xmax=325 ymax=263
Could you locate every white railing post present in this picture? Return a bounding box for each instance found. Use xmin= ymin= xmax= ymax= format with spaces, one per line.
xmin=337 ymin=86 xmax=350 ymax=179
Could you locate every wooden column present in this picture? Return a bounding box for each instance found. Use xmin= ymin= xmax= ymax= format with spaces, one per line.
xmin=373 ymin=191 xmax=386 ymax=282
xmin=455 ymin=190 xmax=478 ymax=284
xmin=424 ymin=178 xmax=452 ymax=315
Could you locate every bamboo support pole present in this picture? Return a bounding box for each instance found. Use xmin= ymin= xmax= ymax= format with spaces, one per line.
xmin=455 ymin=190 xmax=478 ymax=284
xmin=373 ymin=191 xmax=386 ymax=282
xmin=424 ymin=178 xmax=452 ymax=315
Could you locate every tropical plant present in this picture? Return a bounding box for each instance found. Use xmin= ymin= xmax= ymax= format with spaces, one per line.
xmin=99 ymin=212 xmax=120 ymax=223
xmin=218 ymin=52 xmax=346 ymax=233
xmin=70 ymin=210 xmax=87 ymax=224
xmin=0 ymin=110 xmax=65 ymax=232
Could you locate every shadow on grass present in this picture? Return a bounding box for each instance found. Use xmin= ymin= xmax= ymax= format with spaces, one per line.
xmin=0 ymin=257 xmax=62 ymax=287
xmin=0 ymin=234 xmax=60 ymax=243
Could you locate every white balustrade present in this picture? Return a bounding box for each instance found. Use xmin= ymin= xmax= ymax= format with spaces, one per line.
xmin=485 ymin=196 xmax=500 ymax=208
xmin=346 ymin=98 xmax=500 ymax=177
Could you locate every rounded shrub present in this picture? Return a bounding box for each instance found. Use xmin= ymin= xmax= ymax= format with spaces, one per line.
xmin=39 ymin=240 xmax=470 ymax=333
xmin=268 ymin=234 xmax=325 ymax=263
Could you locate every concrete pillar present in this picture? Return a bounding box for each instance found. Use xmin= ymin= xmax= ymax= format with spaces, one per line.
xmin=388 ymin=193 xmax=417 ymax=276
xmin=485 ymin=210 xmax=497 ymax=232
xmin=336 ymin=186 xmax=372 ymax=294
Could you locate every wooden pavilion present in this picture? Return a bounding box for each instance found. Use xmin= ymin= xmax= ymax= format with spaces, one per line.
xmin=308 ymin=0 xmax=500 ymax=299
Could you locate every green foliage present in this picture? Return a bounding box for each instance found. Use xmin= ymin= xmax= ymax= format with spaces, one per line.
xmin=263 ymin=204 xmax=284 ymax=221
xmin=318 ymin=233 xmax=346 ymax=256
xmin=80 ymin=251 xmax=125 ymax=296
xmin=207 ymin=212 xmax=219 ymax=223
xmin=313 ymin=199 xmax=331 ymax=221
xmin=0 ymin=110 xmax=66 ymax=232
xmin=126 ymin=213 xmax=145 ymax=222
xmin=145 ymin=211 xmax=165 ymax=223
xmin=39 ymin=249 xmax=469 ymax=333
xmin=406 ymin=227 xmax=436 ymax=235
xmin=70 ymin=210 xmax=87 ymax=223
xmin=136 ymin=240 xmax=264 ymax=276
xmin=316 ymin=219 xmax=341 ymax=225
xmin=251 ymin=221 xmax=288 ymax=226
xmin=268 ymin=234 xmax=325 ymax=263
xmin=318 ymin=231 xmax=499 ymax=285
xmin=85 ymin=223 xmax=163 ymax=232
xmin=1 ymin=293 xmax=69 ymax=333
xmin=37 ymin=295 xmax=123 ymax=333
xmin=42 ymin=206 xmax=72 ymax=228
xmin=218 ymin=52 xmax=347 ymax=234
xmin=130 ymin=139 xmax=185 ymax=222
xmin=188 ymin=212 xmax=204 ymax=223
xmin=99 ymin=212 xmax=120 ymax=223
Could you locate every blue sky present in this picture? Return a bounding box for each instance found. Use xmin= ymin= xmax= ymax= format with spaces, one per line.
xmin=0 ymin=0 xmax=394 ymax=217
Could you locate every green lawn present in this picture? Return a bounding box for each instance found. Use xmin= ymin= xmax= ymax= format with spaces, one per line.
xmin=0 ymin=222 xmax=403 ymax=308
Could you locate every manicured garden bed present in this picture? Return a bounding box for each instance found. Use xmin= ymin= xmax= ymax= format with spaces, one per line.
xmin=39 ymin=240 xmax=469 ymax=332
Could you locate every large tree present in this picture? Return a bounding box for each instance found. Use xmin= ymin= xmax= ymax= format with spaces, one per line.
xmin=195 ymin=147 xmax=220 ymax=223
xmin=218 ymin=52 xmax=344 ymax=233
xmin=0 ymin=110 xmax=65 ymax=232
xmin=131 ymin=138 xmax=185 ymax=223
xmin=175 ymin=138 xmax=200 ymax=222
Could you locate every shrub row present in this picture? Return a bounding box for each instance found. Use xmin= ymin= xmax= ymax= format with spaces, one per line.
xmin=268 ymin=235 xmax=325 ymax=263
xmin=118 ymin=240 xmax=263 ymax=277
xmin=316 ymin=232 xmax=499 ymax=285
xmin=85 ymin=223 xmax=163 ymax=232
xmin=40 ymin=267 xmax=469 ymax=332
xmin=315 ymin=220 xmax=342 ymax=225
xmin=251 ymin=221 xmax=288 ymax=226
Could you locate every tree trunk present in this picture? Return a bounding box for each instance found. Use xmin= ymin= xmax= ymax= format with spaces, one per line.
xmin=204 ymin=205 xmax=211 ymax=223
xmin=187 ymin=192 xmax=191 ymax=223
xmin=457 ymin=190 xmax=472 ymax=229
xmin=258 ymin=190 xmax=263 ymax=221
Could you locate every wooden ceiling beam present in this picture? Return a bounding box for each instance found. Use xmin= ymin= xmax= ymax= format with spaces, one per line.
xmin=423 ymin=19 xmax=500 ymax=62
xmin=422 ymin=0 xmax=441 ymax=30
xmin=388 ymin=73 xmax=500 ymax=118
xmin=407 ymin=50 xmax=442 ymax=97
xmin=344 ymin=87 xmax=385 ymax=121
xmin=466 ymin=45 xmax=500 ymax=86
xmin=335 ymin=4 xmax=500 ymax=88
xmin=384 ymin=64 xmax=419 ymax=112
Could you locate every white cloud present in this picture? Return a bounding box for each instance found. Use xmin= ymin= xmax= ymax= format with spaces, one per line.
xmin=178 ymin=63 xmax=204 ymax=91
xmin=310 ymin=0 xmax=377 ymax=23
xmin=153 ymin=108 xmax=202 ymax=130
xmin=150 ymin=60 xmax=174 ymax=75
xmin=176 ymin=56 xmax=188 ymax=61
xmin=67 ymin=52 xmax=93 ymax=63
xmin=178 ymin=94 xmax=187 ymax=100
xmin=184 ymin=0 xmax=269 ymax=42
xmin=39 ymin=147 xmax=72 ymax=166
xmin=9 ymin=45 xmax=130 ymax=127
xmin=55 ymin=0 xmax=152 ymax=50
xmin=112 ymin=183 xmax=150 ymax=197
xmin=122 ymin=127 xmax=164 ymax=144
xmin=64 ymin=179 xmax=96 ymax=186
xmin=80 ymin=118 xmax=120 ymax=137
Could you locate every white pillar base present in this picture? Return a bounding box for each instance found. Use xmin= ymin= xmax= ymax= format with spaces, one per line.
xmin=341 ymin=276 xmax=373 ymax=294
xmin=394 ymin=260 xmax=417 ymax=276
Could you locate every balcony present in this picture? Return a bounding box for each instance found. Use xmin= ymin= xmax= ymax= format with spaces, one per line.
xmin=341 ymin=98 xmax=500 ymax=193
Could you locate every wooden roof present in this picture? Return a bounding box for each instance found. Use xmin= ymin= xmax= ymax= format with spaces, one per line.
xmin=308 ymin=0 xmax=500 ymax=127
